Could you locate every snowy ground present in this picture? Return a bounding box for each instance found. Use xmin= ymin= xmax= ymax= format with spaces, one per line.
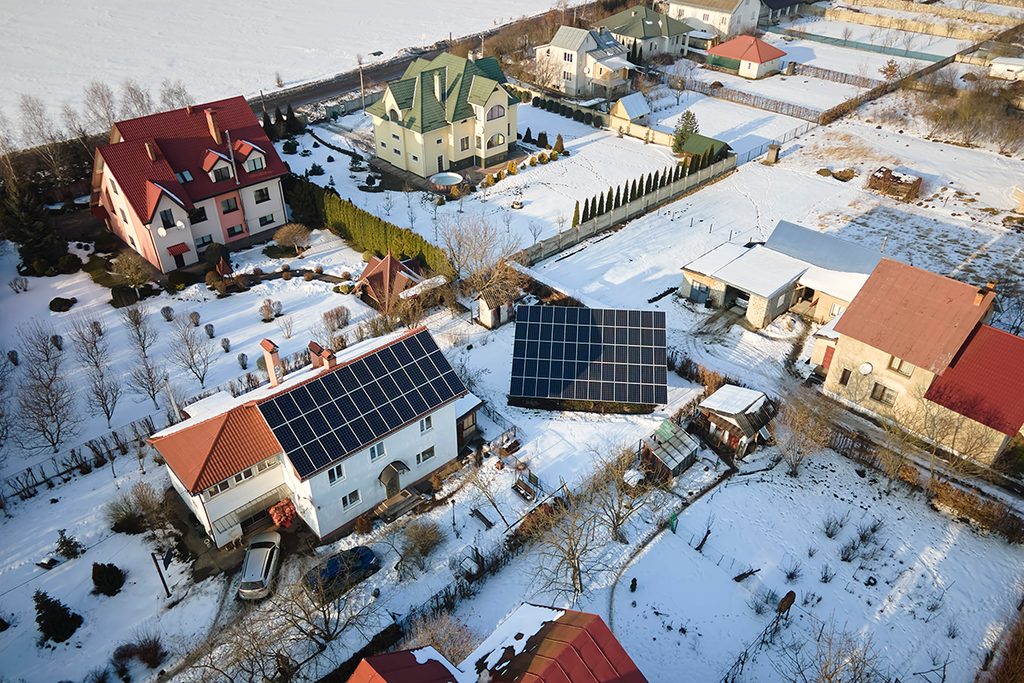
xmin=762 ymin=33 xmax=930 ymax=75
xmin=685 ymin=67 xmax=865 ymax=111
xmin=0 ymin=0 xmax=583 ymax=119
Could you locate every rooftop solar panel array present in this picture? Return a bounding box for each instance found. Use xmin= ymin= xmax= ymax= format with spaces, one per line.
xmin=258 ymin=329 xmax=466 ymax=479
xmin=510 ymin=306 xmax=668 ymax=406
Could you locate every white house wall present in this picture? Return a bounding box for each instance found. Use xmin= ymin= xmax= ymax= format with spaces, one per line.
xmin=168 ymin=466 xmax=211 ymax=531
xmin=668 ymin=0 xmax=758 ymax=37
xmin=200 ymin=462 xmax=288 ymax=546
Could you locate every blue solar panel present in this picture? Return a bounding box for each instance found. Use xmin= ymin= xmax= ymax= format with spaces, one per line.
xmin=257 ymin=329 xmax=467 ymax=479
xmin=508 ymin=305 xmax=668 ymax=406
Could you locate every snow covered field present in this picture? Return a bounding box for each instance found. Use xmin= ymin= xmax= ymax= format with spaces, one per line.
xmin=761 ymin=33 xmax=930 ymax=74
xmin=686 ymin=67 xmax=864 ymax=111
xmin=0 ymin=0 xmax=579 ymax=117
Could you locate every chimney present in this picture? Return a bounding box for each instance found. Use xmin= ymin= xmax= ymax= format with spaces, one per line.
xmin=986 ymin=279 xmax=998 ymax=292
xmin=434 ymin=72 xmax=443 ymax=103
xmin=205 ymin=108 xmax=222 ymax=145
xmin=308 ymin=341 xmax=324 ymax=369
xmin=974 ymin=291 xmax=985 ymax=306
xmin=260 ymin=339 xmax=283 ymax=387
xmin=321 ymin=348 xmax=337 ymax=370
xmin=186 ymin=104 xmax=193 ymax=116
xmin=144 ymin=142 xmax=156 ymax=162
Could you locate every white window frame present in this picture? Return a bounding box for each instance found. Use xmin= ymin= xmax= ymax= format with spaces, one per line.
xmin=234 ymin=468 xmax=254 ymax=484
xmin=245 ymin=156 xmax=265 ymax=173
xmin=258 ymin=213 xmax=275 ymax=227
xmin=830 ymin=303 xmax=845 ymax=317
xmin=342 ymin=489 xmax=361 ymax=508
xmin=369 ymin=442 xmax=386 ymax=461
xmin=195 ymin=234 xmax=213 ymax=247
xmin=207 ymin=480 xmax=230 ymax=498
xmin=393 ymin=148 xmax=401 ymax=156
xmin=257 ymin=456 xmax=278 ymax=472
xmin=420 ymin=416 xmax=432 ymax=433
xmin=416 ymin=447 xmax=435 ymax=465
xmin=460 ymin=136 xmax=470 ymax=152
xmin=411 ymin=154 xmax=419 ymax=163
xmin=328 ymin=463 xmax=345 ymax=486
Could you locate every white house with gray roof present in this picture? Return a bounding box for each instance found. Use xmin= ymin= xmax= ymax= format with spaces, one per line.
xmin=595 ymin=6 xmax=695 ymax=59
xmin=662 ymin=0 xmax=759 ymax=38
xmin=534 ymin=26 xmax=632 ymax=98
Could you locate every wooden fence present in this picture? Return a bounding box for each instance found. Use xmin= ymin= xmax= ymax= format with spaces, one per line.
xmin=686 ymin=80 xmax=824 ymax=123
xmin=790 ymin=63 xmax=883 ymax=89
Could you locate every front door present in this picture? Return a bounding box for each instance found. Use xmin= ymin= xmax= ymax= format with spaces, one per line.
xmin=437 ymin=155 xmax=444 ymax=173
xmin=173 ymin=253 xmax=185 ymax=269
xmin=385 ymin=471 xmax=400 ymax=498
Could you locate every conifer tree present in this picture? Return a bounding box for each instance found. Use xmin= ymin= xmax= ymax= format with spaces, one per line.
xmin=524 ymin=127 xmax=533 ymax=143
xmin=597 ymin=193 xmax=605 ymax=216
xmin=662 ymin=167 xmax=669 ymax=188
xmin=606 ymin=187 xmax=614 ymax=212
xmin=614 ymin=186 xmax=621 ymax=209
xmin=630 ymin=178 xmax=638 ymax=201
xmin=273 ymin=105 xmax=286 ymax=138
xmin=645 ymin=173 xmax=653 ymax=195
xmin=637 ymin=45 xmax=644 ymax=64
xmin=262 ymin=111 xmax=277 ymax=141
xmin=33 ymin=590 xmax=82 ymax=643
xmin=3 ymin=180 xmax=68 ymax=269
xmin=582 ymin=197 xmax=591 ymax=222
xmin=285 ymin=103 xmax=301 ymax=135
xmin=554 ymin=134 xmax=565 ymax=154
xmin=572 ymin=201 xmax=580 ymax=228
xmin=704 ymin=146 xmax=713 ymax=167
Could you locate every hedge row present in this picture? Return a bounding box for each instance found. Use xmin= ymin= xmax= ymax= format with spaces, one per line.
xmin=531 ymin=96 xmax=603 ymax=127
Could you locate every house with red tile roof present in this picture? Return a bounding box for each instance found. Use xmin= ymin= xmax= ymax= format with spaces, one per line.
xmin=346 ymin=604 xmax=648 ymax=683
xmin=90 ymin=96 xmax=289 ymax=273
xmin=706 ymin=35 xmax=786 ymax=79
xmin=148 ymin=328 xmax=480 ymax=548
xmin=355 ymin=252 xmax=424 ymax=314
xmin=819 ymin=258 xmax=1024 ymax=464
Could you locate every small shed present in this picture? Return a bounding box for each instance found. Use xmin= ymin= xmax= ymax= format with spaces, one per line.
xmin=867 ymin=167 xmax=922 ymax=202
xmin=639 ymin=419 xmax=701 ymax=482
xmin=706 ymin=36 xmax=786 ymax=80
xmin=610 ymin=93 xmax=651 ymax=125
xmin=454 ymin=392 xmax=484 ymax=454
xmin=990 ymin=57 xmax=1024 ymax=81
xmin=477 ymin=283 xmax=520 ymax=329
xmin=354 ymin=251 xmax=423 ymax=313
xmin=695 ymin=385 xmax=775 ymax=458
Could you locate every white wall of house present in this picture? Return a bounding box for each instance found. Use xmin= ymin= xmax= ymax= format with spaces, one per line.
xmin=148 ymin=193 xmax=199 ymax=271
xmin=473 ymin=89 xmax=517 ymax=161
xmin=738 ymin=57 xmax=780 ymax=79
xmin=198 ymin=458 xmax=287 ymax=547
xmin=239 ymin=178 xmax=286 ymax=236
xmin=168 ymin=467 xmax=211 ymax=532
xmin=614 ymin=33 xmax=690 ymax=59
xmin=667 ymin=0 xmax=758 ymax=37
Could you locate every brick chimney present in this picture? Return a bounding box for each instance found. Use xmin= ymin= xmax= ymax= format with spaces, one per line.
xmin=205 ymin=108 xmax=222 ymax=145
xmin=974 ymin=291 xmax=985 ymax=306
xmin=186 ymin=104 xmax=193 ymax=116
xmin=144 ymin=142 xmax=156 ymax=162
xmin=308 ymin=341 xmax=324 ymax=369
xmin=321 ymin=348 xmax=337 ymax=370
xmin=986 ymin=279 xmax=998 ymax=292
xmin=260 ymin=339 xmax=283 ymax=387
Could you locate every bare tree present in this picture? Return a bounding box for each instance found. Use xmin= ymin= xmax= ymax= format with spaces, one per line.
xmin=528 ymin=221 xmax=542 ymax=246
xmin=464 ymin=465 xmax=510 ymax=527
xmin=170 ymin=315 xmax=215 ymax=387
xmin=0 ymin=345 xmax=17 ymax=453
xmin=184 ymin=604 xmax=290 ymax=683
xmin=0 ymin=106 xmax=21 ymax=182
xmin=16 ymin=320 xmax=80 ymax=453
xmin=19 ymin=94 xmax=69 ymax=184
xmin=276 ymin=314 xmax=294 ymax=339
xmin=83 ymin=81 xmax=118 ymax=133
xmin=532 ymin=496 xmax=604 ymax=606
xmin=60 ymin=101 xmax=93 ymax=155
xmin=401 ymin=611 xmax=481 ymax=663
xmin=773 ymin=617 xmax=879 ymax=683
xmin=158 ymin=79 xmax=194 ymax=112
xmin=68 ymin=315 xmax=121 ymax=428
xmin=120 ymin=78 xmax=154 ymax=119
xmin=381 ymin=190 xmax=395 ymax=217
xmin=87 ymin=369 xmax=123 ymax=429
xmin=436 ymin=212 xmax=521 ymax=290
xmin=127 ymin=358 xmax=167 ymax=409
xmin=113 ymin=250 xmax=150 ymax=296
xmin=586 ymin=444 xmax=654 ymax=543
xmin=773 ymin=389 xmax=836 ymax=477
xmin=119 ymin=302 xmax=159 ymax=359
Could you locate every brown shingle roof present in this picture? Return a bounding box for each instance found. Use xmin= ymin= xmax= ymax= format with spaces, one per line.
xmin=149 ymin=403 xmax=281 ymax=494
xmin=356 ymin=253 xmax=423 ymax=313
xmin=707 ymin=36 xmax=786 ymax=64
xmin=833 ymin=259 xmax=996 ymax=374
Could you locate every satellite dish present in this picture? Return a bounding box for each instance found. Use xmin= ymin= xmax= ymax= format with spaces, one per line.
xmin=584 ymin=67 xmax=591 ymax=75
xmin=175 ymin=220 xmax=186 ymax=231
xmin=859 ymin=363 xmax=873 ymax=375
xmin=157 ymin=227 xmax=167 ymax=238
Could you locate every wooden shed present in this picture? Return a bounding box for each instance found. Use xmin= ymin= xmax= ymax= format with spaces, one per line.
xmin=694 ymin=385 xmax=775 ymax=458
xmin=639 ymin=419 xmax=701 ymax=482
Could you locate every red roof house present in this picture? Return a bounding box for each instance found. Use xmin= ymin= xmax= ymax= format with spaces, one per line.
xmin=90 ymin=96 xmax=289 ymax=273
xmin=346 ymin=648 xmax=465 ymax=683
xmin=355 ymin=252 xmax=424 ymax=313
xmin=706 ymin=36 xmax=786 ymax=79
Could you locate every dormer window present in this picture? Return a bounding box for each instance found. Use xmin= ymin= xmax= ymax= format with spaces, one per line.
xmin=159 ymin=209 xmax=175 ymax=230
xmin=175 ymin=170 xmax=193 ymax=183
xmin=246 ymin=156 xmax=264 ymax=173
xmin=213 ymin=166 xmax=232 ymax=183
xmin=389 ymin=108 xmax=399 ymax=122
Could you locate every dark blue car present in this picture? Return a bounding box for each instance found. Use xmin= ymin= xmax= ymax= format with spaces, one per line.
xmin=302 ymin=546 xmax=379 ymax=603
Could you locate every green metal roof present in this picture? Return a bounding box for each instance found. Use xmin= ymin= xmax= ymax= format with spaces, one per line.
xmin=679 ymin=132 xmax=730 ymax=158
xmin=596 ymin=6 xmax=694 ymax=40
xmin=373 ymin=53 xmax=514 ymax=133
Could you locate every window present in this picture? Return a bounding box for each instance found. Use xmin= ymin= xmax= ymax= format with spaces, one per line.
xmin=776 ymin=292 xmax=787 ymax=308
xmin=258 ymin=214 xmax=275 ymax=227
xmin=650 ymin=42 xmax=655 ymax=51
xmin=195 ymin=234 xmax=213 ymax=247
xmin=563 ymin=52 xmax=574 ymax=62
xmin=342 ymin=489 xmax=360 ymax=508
xmin=460 ymin=136 xmax=470 ymax=152
xmin=188 ymin=207 xmax=207 ymax=223
xmin=436 ymin=138 xmax=443 ymax=145
xmin=388 ymin=108 xmax=399 ymax=122
xmin=227 ymin=225 xmax=244 ymax=237
xmin=391 ymin=133 xmax=400 ymax=141
xmin=839 ymin=368 xmax=851 ymax=386
xmin=234 ymin=468 xmax=254 ymax=484
xmin=254 ymin=187 xmax=271 ymax=204
xmin=417 ymin=447 xmax=435 ymax=465
xmin=221 ymin=197 xmax=238 ymax=213
xmin=563 ymin=70 xmax=572 ymax=81
xmin=128 ymin=234 xmax=135 ymax=247
xmin=369 ymin=442 xmax=385 ymax=461
xmin=175 ymin=170 xmax=193 ymax=183
xmin=393 ymin=148 xmax=401 ymax=156
xmin=410 ymin=154 xmax=419 ymax=163
xmin=888 ymin=356 xmax=915 ymax=377
xmin=213 ymin=166 xmax=232 ymax=182
xmin=110 ymin=178 xmax=119 ymax=195
xmin=870 ymin=383 xmax=897 ymax=405
xmin=159 ymin=208 xmax=175 ymax=229
xmin=380 ymin=141 xmax=387 ymax=149
xmin=486 ymin=133 xmax=505 ymax=149
xmin=257 ymin=456 xmax=277 ymax=472
xmin=207 ymin=480 xmax=230 ymax=498
xmin=475 ymin=135 xmax=482 ymax=150
xmin=328 ymin=463 xmax=345 ymax=486
xmin=830 ymin=303 xmax=845 ymax=317
xmin=486 ymin=104 xmax=505 ymax=121
xmin=246 ymin=156 xmax=265 ymax=173
xmin=420 ymin=416 xmax=432 ymax=433
xmin=119 ymin=208 xmax=128 ymax=224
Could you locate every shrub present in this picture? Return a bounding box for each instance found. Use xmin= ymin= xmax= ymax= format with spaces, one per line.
xmin=205 ymin=270 xmax=222 ymax=290
xmin=401 ymin=520 xmax=446 ymax=570
xmin=303 ymin=272 xmax=314 ymax=281
xmin=56 ymin=529 xmax=85 ymax=559
xmin=362 ymin=250 xmax=374 ymax=262
xmin=529 ymin=156 xmax=537 ymax=167
xmin=132 ymin=628 xmax=168 ymax=668
xmin=323 ymin=305 xmax=351 ymax=331
xmin=327 ymin=155 xmax=335 ymax=162
xmin=233 ymin=272 xmax=251 ymax=291
xmin=822 ymin=511 xmax=849 ymax=539
xmin=111 ymin=284 xmax=138 ymax=308
xmin=259 ymin=298 xmax=276 ymax=322
xmin=282 ymin=139 xmax=298 ymax=154
xmin=312 ymin=141 xmax=320 ymax=148
xmin=309 ymin=163 xmax=325 ymax=176
xmin=839 ymin=538 xmax=860 ymax=562
xmin=817 ymin=168 xmax=833 ymax=177
xmin=584 ymin=111 xmax=594 ymax=125
xmin=820 ymin=563 xmax=836 ymax=583
xmin=168 ymin=270 xmax=200 ymax=289
xmin=106 ymin=492 xmax=146 ymax=534
xmin=484 ymin=173 xmax=495 ymax=187
xmin=188 ymin=311 xmax=201 ymax=327
xmin=50 ymin=333 xmax=63 ymax=350
xmin=33 ymin=590 xmax=83 ymax=643
xmin=783 ymin=559 xmax=803 ymax=584
xmin=549 ymin=150 xmax=559 ymax=161
xmin=507 ymin=161 xmax=517 ymax=176
xmin=538 ymin=152 xmax=549 ymax=164
xmin=354 ymin=514 xmax=374 ymax=535
xmin=532 ymin=96 xmax=541 ymax=107
xmin=281 ymin=263 xmax=290 ymax=272
xmin=314 ymin=265 xmax=323 ymax=274
xmin=204 ymin=323 xmax=215 ymax=339
xmin=573 ymin=110 xmax=584 ymax=122
xmin=160 ymin=306 xmax=174 ymax=322
xmin=48 ymin=296 xmax=77 ymax=312
xmin=283 ymin=271 xmax=292 ymax=281
xmin=221 ymin=337 xmax=231 ymax=353
xmin=237 ymin=352 xmax=248 ymax=369
xmin=7 ymin=350 xmax=17 ymax=366
xmin=92 ymin=563 xmax=126 ymax=596
xmin=496 ymin=170 xmax=505 ymax=181
xmin=747 ymin=586 xmax=779 ymax=615
xmin=536 ymin=132 xmax=548 ymax=148
xmin=593 ymin=114 xmax=604 ymax=127
xmin=57 ymin=253 xmax=82 ymax=273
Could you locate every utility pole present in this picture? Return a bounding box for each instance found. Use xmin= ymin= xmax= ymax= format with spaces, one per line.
xmin=151 ymin=552 xmax=171 ymax=598
xmin=358 ymin=54 xmax=365 ymax=113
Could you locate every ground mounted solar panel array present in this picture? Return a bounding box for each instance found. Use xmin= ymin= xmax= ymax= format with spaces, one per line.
xmin=257 ymin=330 xmax=466 ymax=478
xmin=510 ymin=306 xmax=668 ymax=406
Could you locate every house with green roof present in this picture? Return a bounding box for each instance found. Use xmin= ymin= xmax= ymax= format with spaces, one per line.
xmin=366 ymin=53 xmax=519 ymax=178
xmin=594 ymin=6 xmax=695 ymax=60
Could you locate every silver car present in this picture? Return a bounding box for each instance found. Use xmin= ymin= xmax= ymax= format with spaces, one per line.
xmin=238 ymin=532 xmax=282 ymax=600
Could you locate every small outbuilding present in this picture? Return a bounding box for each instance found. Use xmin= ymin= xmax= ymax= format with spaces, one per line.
xmin=354 ymin=251 xmax=423 ymax=313
xmin=610 ymin=92 xmax=651 ymax=125
xmin=477 ymin=283 xmax=520 ymax=329
xmin=867 ymin=167 xmax=922 ymax=202
xmin=695 ymin=385 xmax=775 ymax=458
xmin=990 ymin=57 xmax=1024 ymax=81
xmin=706 ymin=35 xmax=786 ymax=79
xmin=639 ymin=418 xmax=702 ymax=481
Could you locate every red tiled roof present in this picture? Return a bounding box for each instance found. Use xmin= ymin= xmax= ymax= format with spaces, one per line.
xmin=99 ymin=96 xmax=287 ymax=227
xmin=166 ymin=242 xmax=191 ymax=256
xmin=148 ymin=404 xmax=281 ymax=494
xmin=707 ymin=35 xmax=786 ymax=64
xmin=924 ymin=324 xmax=1024 ymax=436
xmin=347 ymin=650 xmax=462 ymax=683
xmin=357 ymin=253 xmax=424 ymax=313
xmin=834 ymin=259 xmax=996 ymax=374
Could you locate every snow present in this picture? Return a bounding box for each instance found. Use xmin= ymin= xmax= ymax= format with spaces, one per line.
xmin=684 ymin=242 xmax=750 ymax=277
xmin=699 ymin=384 xmax=767 ymax=415
xmin=815 ymin=310 xmax=844 ymax=339
xmin=453 ymin=391 xmax=483 ymax=418
xmin=460 ymin=603 xmax=566 ymax=671
xmin=797 ymin=265 xmax=870 ymax=303
xmin=687 ymin=65 xmax=865 ymax=111
xmin=761 ymin=32 xmax=930 ymax=74
xmin=714 ymin=246 xmax=808 ymax=299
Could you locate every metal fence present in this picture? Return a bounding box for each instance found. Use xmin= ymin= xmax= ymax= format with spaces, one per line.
xmin=686 ymin=80 xmax=825 ymax=123
xmin=736 ymin=122 xmax=818 ymax=165
xmin=763 ymin=25 xmax=946 ymax=62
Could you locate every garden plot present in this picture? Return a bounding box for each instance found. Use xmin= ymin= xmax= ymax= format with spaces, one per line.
xmin=685 ymin=65 xmax=865 ymax=111
xmin=827 ymin=3 xmax=1008 ymax=36
xmin=782 ymin=15 xmax=970 ymax=56
xmin=760 ymin=32 xmax=930 ymax=74
xmin=609 ymin=448 xmax=1024 ymax=683
xmin=934 ymin=0 xmax=1024 ymax=17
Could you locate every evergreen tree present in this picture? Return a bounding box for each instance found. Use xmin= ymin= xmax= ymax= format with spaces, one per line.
xmin=92 ymin=562 xmax=126 ymax=597
xmin=703 ymin=146 xmax=713 ymax=168
xmin=273 ymin=105 xmax=286 ymax=138
xmin=33 ymin=590 xmax=82 ymax=644
xmin=3 ymin=181 xmax=68 ymax=269
xmin=629 ymin=178 xmax=637 ymax=201
xmin=524 ymin=127 xmax=533 ymax=143
xmin=628 ymin=42 xmax=637 ymax=64
xmin=614 ymin=186 xmax=622 ymax=209
xmin=572 ymin=201 xmax=580 ymax=228
xmin=285 ymin=103 xmax=303 ymax=135
xmin=582 ymin=197 xmax=591 ymax=222
xmin=262 ymin=111 xmax=277 ymax=141
xmin=672 ymin=110 xmax=699 ymax=155
xmin=597 ymin=193 xmax=605 ymax=216
xmin=606 ymin=187 xmax=614 ymax=212
xmin=637 ymin=45 xmax=644 ymax=64
xmin=645 ymin=173 xmax=653 ymax=195
xmin=661 ymin=167 xmax=669 ymax=188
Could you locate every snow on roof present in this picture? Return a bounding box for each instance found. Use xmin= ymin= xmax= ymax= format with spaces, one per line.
xmin=699 ymin=385 xmax=766 ymax=415
xmin=616 ymin=92 xmax=651 ymax=121
xmin=511 ymin=261 xmax=606 ymax=309
xmin=151 ymin=182 xmax=186 ymax=208
xmin=764 ymin=221 xmax=882 ymax=276
xmin=411 ymin=646 xmax=475 ymax=683
xmin=682 ymin=242 xmax=748 ymax=279
xmin=454 ymin=392 xmax=483 ymax=419
xmin=991 ymin=57 xmax=1024 ymax=67
xmin=813 ymin=310 xmax=844 ymax=339
xmin=460 ymin=604 xmax=566 ymax=673
xmin=797 ymin=266 xmax=869 ymax=304
xmin=596 ymin=54 xmax=633 ymax=71
xmin=712 ymin=245 xmax=808 ymax=299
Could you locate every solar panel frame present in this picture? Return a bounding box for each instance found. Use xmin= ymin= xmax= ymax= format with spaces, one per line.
xmin=508 ymin=305 xmax=668 ymax=406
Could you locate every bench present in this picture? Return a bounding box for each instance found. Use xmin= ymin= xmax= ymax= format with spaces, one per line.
xmin=471 ymin=507 xmax=494 ymax=529
xmin=511 ymin=477 xmax=536 ymax=502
